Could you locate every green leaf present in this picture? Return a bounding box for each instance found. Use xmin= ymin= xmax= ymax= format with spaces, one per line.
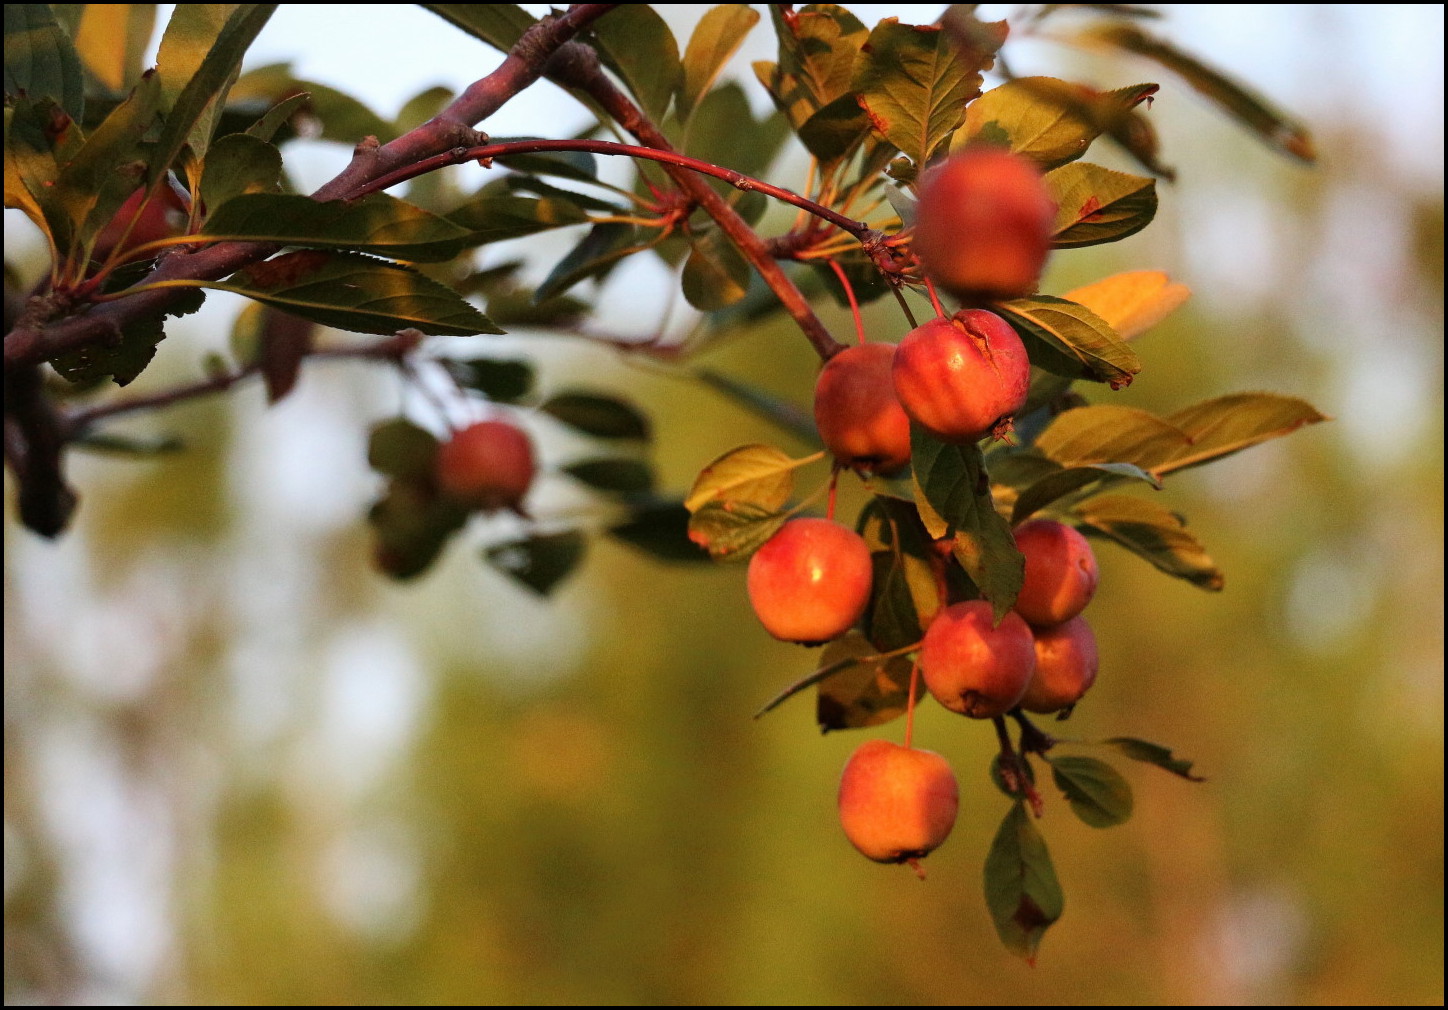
xmin=854 ymin=17 xmax=1000 ymax=169
xmin=589 ymin=4 xmax=681 ymax=122
xmin=540 ymin=392 xmax=650 ymax=441
xmin=212 ymin=250 xmax=502 ymax=337
xmin=814 ymin=631 xmax=918 ymax=731
xmin=995 ymin=296 xmax=1140 ymax=388
xmin=755 ymin=632 xmax=894 ymax=718
xmin=198 ymin=133 xmax=281 ymax=211
xmin=150 ymin=4 xmax=277 ymax=180
xmin=910 ymin=425 xmax=1023 ymax=620
xmin=72 ymin=4 xmax=159 ymax=94
xmin=693 ymin=368 xmax=821 ymax=448
xmin=442 ymin=358 xmax=533 ymax=403
xmin=1011 ymin=461 xmax=1160 ymax=525
xmin=1099 ymin=736 xmax=1206 ymax=781
xmin=501 ymin=175 xmax=619 ymax=214
xmin=1071 ymin=493 xmax=1224 ymax=589
xmin=983 ymin=802 xmax=1064 ymax=964
xmin=484 ymin=530 xmax=586 ymax=596
xmin=72 ymin=430 xmax=184 ymax=456
xmin=1048 ymin=755 xmax=1134 ymax=827
xmin=243 ymin=92 xmax=308 ymax=142
xmin=1046 ymin=161 xmax=1156 ymax=247
xmin=49 ymin=284 xmax=205 ymax=387
xmin=865 ymin=550 xmax=933 ymax=652
xmin=678 ymin=4 xmax=760 ymax=121
xmin=367 ymin=418 xmax=440 ymax=481
xmin=204 ymin=192 xmax=474 ymax=261
xmin=797 ymin=93 xmax=872 ymax=165
xmin=368 ymin=477 xmax=469 ymax=581
xmin=394 ymin=85 xmax=452 ymax=134
xmin=484 ymin=285 xmax=589 ymax=328
xmin=1081 ymin=22 xmax=1315 ymax=162
xmin=535 ymin=222 xmax=648 ymax=302
xmin=684 ymin=81 xmax=791 ymax=181
xmin=684 ymin=443 xmax=799 ymax=513
xmin=957 ymin=76 xmax=1158 ymax=171
xmin=563 ymin=458 xmax=654 ymax=494
xmin=682 ymin=229 xmax=751 ymax=311
xmin=4 ymin=4 xmax=85 ymax=122
xmin=686 ymin=500 xmax=789 ymax=562
xmin=5 ymin=100 xmax=69 ymax=248
xmin=231 ymin=64 xmax=394 ymax=144
xmin=608 ymin=498 xmax=710 ymax=563
xmin=447 ymin=193 xmax=590 ymax=245
xmin=1160 ymin=393 xmax=1328 ymax=476
xmin=753 ymin=3 xmax=867 ymax=129
xmin=56 ymin=73 xmax=163 ymax=252
xmin=420 ymin=3 xmax=536 ymax=51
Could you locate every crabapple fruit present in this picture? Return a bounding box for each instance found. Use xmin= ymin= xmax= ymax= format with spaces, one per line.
xmin=891 ymin=309 xmax=1031 ymax=444
xmin=813 ymin=342 xmax=913 ymax=476
xmin=838 ymin=739 xmax=959 ymax=867
xmin=919 ymin=600 xmax=1035 ymax=719
xmin=911 ymin=147 xmax=1055 ymax=303
xmin=746 ymin=518 xmax=872 ymax=645
xmin=434 ymin=419 xmax=536 ymax=513
xmin=1020 ymin=615 xmax=1099 ymax=714
xmin=92 ymin=183 xmax=190 ymax=263
xmin=1012 ymin=519 xmax=1099 ymax=627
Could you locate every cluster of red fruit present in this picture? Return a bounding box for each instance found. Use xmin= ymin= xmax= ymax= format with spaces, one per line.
xmin=745 ymin=146 xmax=1106 ymax=872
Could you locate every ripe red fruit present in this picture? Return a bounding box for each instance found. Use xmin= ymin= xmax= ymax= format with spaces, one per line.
xmin=891 ymin=309 xmax=1031 ymax=443
xmin=911 ymin=147 xmax=1055 ymax=303
xmin=838 ymin=739 xmax=959 ymax=868
xmin=434 ymin=419 xmax=536 ymax=513
xmin=747 ymin=518 xmax=872 ymax=644
xmin=1012 ymin=519 xmax=1100 ymax=627
xmin=92 ymin=183 xmax=190 ymax=263
xmin=1020 ymin=616 xmax=1099 ymax=714
xmin=813 ymin=342 xmax=912 ymax=476
xmin=919 ymin=600 xmax=1036 ymax=719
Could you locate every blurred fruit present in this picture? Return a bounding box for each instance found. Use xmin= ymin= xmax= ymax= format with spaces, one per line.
xmin=435 ymin=419 xmax=536 ymax=513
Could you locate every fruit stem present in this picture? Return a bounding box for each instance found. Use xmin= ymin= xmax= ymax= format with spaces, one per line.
xmin=825 ymin=259 xmax=867 ymax=346
xmin=1010 ymin=710 xmax=1058 ymax=755
xmin=904 ymin=659 xmax=921 ymax=750
xmin=889 ymin=285 xmax=920 ymax=330
xmin=993 ymin=715 xmax=1045 ymax=817
xmin=826 ymin=464 xmax=841 ymax=521
xmin=924 ymin=278 xmax=948 ymax=319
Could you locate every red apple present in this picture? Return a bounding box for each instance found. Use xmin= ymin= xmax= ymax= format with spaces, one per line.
xmin=813 ymin=342 xmax=913 ymax=476
xmin=891 ymin=309 xmax=1031 ymax=444
xmin=434 ymin=419 xmax=536 ymax=513
xmin=1012 ymin=519 xmax=1099 ymax=627
xmin=912 ymin=147 xmax=1055 ymax=303
xmin=747 ymin=518 xmax=872 ymax=645
xmin=1020 ymin=615 xmax=1099 ymax=714
xmin=838 ymin=739 xmax=959 ymax=866
xmin=919 ymin=600 xmax=1035 ymax=719
xmin=92 ymin=183 xmax=190 ymax=263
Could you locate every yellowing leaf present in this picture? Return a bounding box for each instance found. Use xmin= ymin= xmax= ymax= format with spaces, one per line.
xmin=1065 ymin=270 xmax=1190 ymax=341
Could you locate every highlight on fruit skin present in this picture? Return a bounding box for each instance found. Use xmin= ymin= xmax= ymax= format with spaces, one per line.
xmin=813 ymin=341 xmax=913 ymax=476
xmin=919 ymin=600 xmax=1036 ymax=719
xmin=891 ymin=309 xmax=1031 ymax=444
xmin=837 ymin=739 xmax=959 ymax=869
xmin=1012 ymin=519 xmax=1100 ymax=627
xmin=911 ymin=146 xmax=1055 ymax=303
xmin=746 ymin=518 xmax=873 ymax=645
xmin=434 ymin=419 xmax=537 ymax=514
xmin=1020 ymin=615 xmax=1099 ymax=715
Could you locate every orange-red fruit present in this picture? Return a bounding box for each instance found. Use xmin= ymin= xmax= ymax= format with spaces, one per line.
xmin=912 ymin=147 xmax=1055 ymax=303
xmin=747 ymin=518 xmax=872 ymax=645
xmin=919 ymin=600 xmax=1036 ymax=719
xmin=1020 ymin=616 xmax=1099 ymax=714
xmin=92 ymin=184 xmax=190 ymax=263
xmin=814 ymin=342 xmax=913 ymax=476
xmin=1012 ymin=519 xmax=1100 ymax=627
xmin=838 ymin=739 xmax=959 ymax=864
xmin=434 ymin=419 xmax=536 ymax=513
xmin=891 ymin=309 xmax=1031 ymax=443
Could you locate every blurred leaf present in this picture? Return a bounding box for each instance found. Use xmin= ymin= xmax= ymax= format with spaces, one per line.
xmin=394 ymin=84 xmax=452 ymax=134
xmin=1080 ymin=22 xmax=1316 ymax=162
xmin=254 ymin=306 xmax=313 ymax=404
xmin=911 ymin=425 xmax=1023 ymax=620
xmin=678 ymin=4 xmax=760 ymax=121
xmin=1047 ymin=161 xmax=1157 ymax=247
xmin=685 ymin=81 xmax=791 ymax=179
xmin=4 ymin=4 xmax=85 ymax=122
xmin=540 ymin=392 xmax=650 ymax=441
xmin=590 ymin=4 xmax=681 ymax=122
xmin=502 ymin=175 xmax=620 ymax=214
xmin=198 ymin=133 xmax=281 ymax=211
xmin=684 ymin=443 xmax=798 ymax=513
xmin=72 ymin=430 xmax=184 ymax=455
xmin=56 ymin=74 xmax=163 ymax=251
xmin=855 ymin=17 xmax=997 ymax=169
xmin=865 ymin=549 xmax=933 ymax=652
xmin=419 ymin=3 xmax=535 ymax=51
xmin=956 ymin=76 xmax=1158 ymax=171
xmin=484 ymin=285 xmax=589 ymax=328
xmin=72 ymin=4 xmax=158 ymax=93
xmin=1072 ymin=493 xmax=1223 ymax=589
xmin=5 ymin=98 xmax=77 ymax=248
xmin=996 ymin=296 xmax=1139 ymax=388
xmin=815 ymin=631 xmax=919 ymax=731
xmin=215 ymin=250 xmax=501 ymax=336
xmin=484 ymin=530 xmax=586 ymax=596
xmin=1048 ymin=755 xmax=1134 ymax=827
xmin=443 ymin=358 xmax=534 ymax=403
xmin=797 ymin=92 xmax=871 ymax=165
xmin=687 ymin=500 xmax=788 ymax=562
xmin=753 ymin=3 xmax=867 ymax=129
xmin=447 ymin=193 xmax=590 ymax=245
xmin=1011 ymin=461 xmax=1160 ymax=525
xmin=49 ymin=286 xmax=204 ymax=386
xmin=1063 ymin=270 xmax=1190 ymax=341
xmin=563 ymin=458 xmax=654 ymax=494
xmin=231 ymin=63 xmax=394 ymax=143
xmin=984 ymin=801 xmax=1064 ymax=964
xmin=368 ymin=418 xmax=439 ymax=481
xmin=535 ymin=222 xmax=648 ymax=302
xmin=1100 ymin=736 xmax=1206 ymax=781
xmin=368 ymin=477 xmax=469 ymax=581
xmin=608 ymin=497 xmax=710 ymax=563
xmin=989 ymin=752 xmax=1036 ymax=801
xmin=204 ymin=192 xmax=474 ymax=261
xmin=682 ymin=229 xmax=751 ymax=310
xmin=694 ymin=368 xmax=820 ymax=447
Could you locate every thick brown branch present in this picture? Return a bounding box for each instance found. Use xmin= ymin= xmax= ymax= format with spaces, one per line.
xmin=4 ymin=365 xmax=77 ymax=536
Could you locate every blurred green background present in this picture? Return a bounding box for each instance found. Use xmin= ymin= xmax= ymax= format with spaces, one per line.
xmin=4 ymin=4 xmax=1442 ymax=1005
